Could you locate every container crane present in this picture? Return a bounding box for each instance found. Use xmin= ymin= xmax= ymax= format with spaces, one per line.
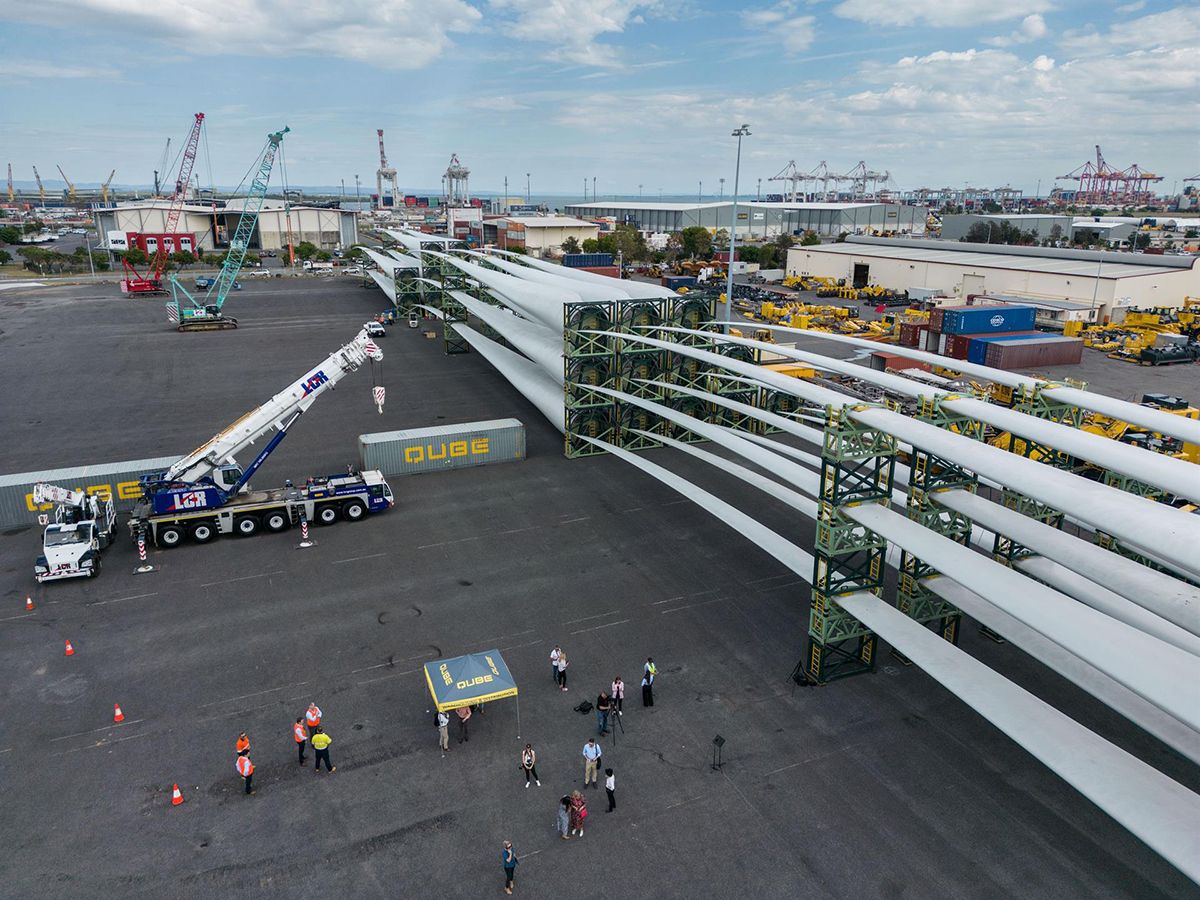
xmin=167 ymin=125 xmax=288 ymax=331
xmin=128 ymin=326 xmax=390 ymax=548
xmin=101 ymin=169 xmax=116 ymax=203
xmin=122 ymin=113 xmax=205 ymax=296
xmin=32 ymin=166 xmax=45 ymax=206
xmin=56 ymin=165 xmax=76 ymax=201
xmin=376 ymin=129 xmax=398 ymax=209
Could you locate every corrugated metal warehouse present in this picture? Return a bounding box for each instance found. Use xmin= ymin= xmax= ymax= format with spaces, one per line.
xmin=941 ymin=214 xmax=1075 ymax=241
xmin=94 ymin=199 xmax=359 ymax=254
xmin=562 ymin=201 xmax=923 ymax=238
xmin=786 ymin=236 xmax=1200 ymax=321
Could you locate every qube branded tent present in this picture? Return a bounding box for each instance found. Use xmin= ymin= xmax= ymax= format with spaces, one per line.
xmin=424 ymin=649 xmax=520 ymax=736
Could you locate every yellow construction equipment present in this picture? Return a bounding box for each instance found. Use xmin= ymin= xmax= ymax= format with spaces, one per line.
xmin=101 ymin=169 xmax=116 ymax=203
xmin=56 ymin=165 xmax=76 ymax=200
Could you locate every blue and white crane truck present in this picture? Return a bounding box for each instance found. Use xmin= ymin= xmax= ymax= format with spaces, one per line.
xmin=128 ymin=327 xmax=393 ymax=549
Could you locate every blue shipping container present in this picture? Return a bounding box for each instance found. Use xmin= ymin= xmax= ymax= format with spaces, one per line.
xmin=942 ymin=306 xmax=1036 ymax=335
xmin=563 ymin=253 xmax=613 ymax=268
xmin=966 ymin=332 xmax=1044 ymax=365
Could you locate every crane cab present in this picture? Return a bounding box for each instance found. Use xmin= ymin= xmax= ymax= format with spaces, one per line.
xmin=215 ymin=465 xmax=244 ymax=492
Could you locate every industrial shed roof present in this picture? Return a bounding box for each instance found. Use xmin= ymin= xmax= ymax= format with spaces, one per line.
xmin=795 ymin=242 xmax=1193 ymax=280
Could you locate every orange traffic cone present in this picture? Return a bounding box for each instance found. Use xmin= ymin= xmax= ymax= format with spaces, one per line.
xmin=113 ymin=703 xmax=125 ymax=723
xmin=171 ymin=784 xmax=185 ymax=806
xmin=64 ymin=639 xmax=75 ymax=656
xmin=25 ymin=596 xmax=34 ymax=610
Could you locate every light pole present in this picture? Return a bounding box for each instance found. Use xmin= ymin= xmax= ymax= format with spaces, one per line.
xmin=84 ymin=230 xmax=96 ymax=280
xmin=593 ymin=176 xmax=597 ymax=203
xmin=723 ymin=124 xmax=750 ymax=326
xmin=526 ymin=173 xmax=531 ymax=205
xmin=639 ymin=184 xmax=643 ymax=199
xmin=757 ymin=177 xmax=761 ymax=201
xmin=719 ymin=177 xmax=725 ymax=201
xmin=583 ymin=176 xmax=587 ymax=202
xmin=699 ymin=181 xmax=702 ymax=204
xmin=504 ymin=176 xmax=508 ymax=214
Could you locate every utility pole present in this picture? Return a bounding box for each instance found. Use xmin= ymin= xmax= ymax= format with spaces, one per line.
xmin=526 ymin=173 xmax=530 ymax=205
xmin=719 ymin=177 xmax=725 ymax=201
xmin=504 ymin=176 xmax=509 ymax=214
xmin=699 ymin=181 xmax=702 ymax=204
xmin=583 ymin=176 xmax=587 ymax=202
xmin=724 ymin=125 xmax=751 ymax=326
xmin=593 ymin=176 xmax=596 ymax=203
xmin=639 ymin=184 xmax=643 ymax=199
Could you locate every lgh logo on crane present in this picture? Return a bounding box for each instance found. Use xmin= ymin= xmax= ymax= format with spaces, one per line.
xmin=300 ymin=371 xmax=329 ymax=396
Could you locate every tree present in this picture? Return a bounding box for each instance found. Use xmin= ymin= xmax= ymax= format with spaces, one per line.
xmin=664 ymin=233 xmax=684 ymax=262
xmin=0 ymin=225 xmax=21 ymax=244
xmin=171 ymin=250 xmax=196 ymax=272
xmin=122 ymin=247 xmax=149 ymax=266
xmin=1048 ymin=224 xmax=1064 ymax=245
xmin=202 ymin=253 xmax=223 ymax=267
xmin=0 ymin=250 xmax=12 ymax=264
xmin=712 ymin=228 xmax=729 ymax=251
xmin=23 ymin=222 xmax=40 ymax=234
xmin=590 ymin=224 xmax=651 ymax=262
xmin=835 ymin=231 xmax=848 ymax=243
xmin=981 ymin=200 xmax=1002 ymax=213
xmin=581 ymin=238 xmax=601 ymax=253
xmin=294 ymin=241 xmax=318 ymax=261
xmin=316 ymin=250 xmax=332 ymax=262
xmin=1090 ymin=208 xmax=1106 ymax=217
xmin=737 ymin=245 xmax=759 ymax=265
xmin=1185 ymin=228 xmax=1198 ymax=239
xmin=1134 ymin=232 xmax=1151 ymax=251
xmin=561 ymin=236 xmax=582 ymax=255
xmin=799 ymin=230 xmax=821 ymax=246
xmin=678 ymin=226 xmax=711 ymax=259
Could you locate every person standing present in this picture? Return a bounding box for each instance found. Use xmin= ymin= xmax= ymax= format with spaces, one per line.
xmin=456 ymin=705 xmax=472 ymax=743
xmin=237 ymin=754 xmax=255 ymax=795
xmin=305 ymin=702 xmax=322 ymax=749
xmin=293 ymin=718 xmax=308 ymax=766
xmin=641 ymin=669 xmax=654 ymax=707
xmin=644 ymin=657 xmax=658 ymax=681
xmin=582 ymin=738 xmax=602 ymax=789
xmin=521 ymin=743 xmax=540 ymax=787
xmin=502 ymin=841 xmax=518 ymax=894
xmin=557 ymin=796 xmax=571 ymax=840
xmin=596 ymin=691 xmax=611 ymax=735
xmin=236 ymin=732 xmax=250 ymax=756
xmin=604 ymin=768 xmax=616 ymax=812
xmin=437 ymin=710 xmax=451 ymax=754
xmin=569 ymin=789 xmax=588 ymax=836
xmin=556 ymin=652 xmax=569 ymax=692
xmin=311 ymin=726 xmax=335 ymax=774
xmin=611 ymin=677 xmax=625 ymax=716
xmin=550 ymin=646 xmax=561 ymax=685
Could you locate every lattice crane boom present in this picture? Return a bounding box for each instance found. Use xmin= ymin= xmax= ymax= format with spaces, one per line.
xmin=32 ymin=166 xmax=45 ymax=205
xmin=56 ymin=165 xmax=76 ymax=200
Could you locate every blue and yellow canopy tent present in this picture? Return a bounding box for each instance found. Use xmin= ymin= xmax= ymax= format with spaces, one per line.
xmin=424 ymin=649 xmax=520 ymax=737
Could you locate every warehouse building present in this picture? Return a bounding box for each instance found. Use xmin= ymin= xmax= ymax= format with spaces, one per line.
xmin=94 ymin=199 xmax=359 ymax=256
xmin=562 ymin=201 xmax=923 ymax=238
xmin=942 ymin=213 xmax=1137 ymax=245
xmin=473 ymin=215 xmax=600 ymax=254
xmin=786 ymin=236 xmax=1200 ymax=321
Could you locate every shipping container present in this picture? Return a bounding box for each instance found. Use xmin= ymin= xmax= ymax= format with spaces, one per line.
xmin=358 ymin=419 xmax=525 ymax=477
xmin=662 ymin=276 xmax=697 ymax=290
xmin=563 ymin=253 xmax=613 ymax=268
xmin=757 ymin=268 xmax=785 ymax=282
xmin=714 ymin=251 xmax=739 ymax=262
xmin=921 ymin=328 xmax=945 ymax=354
xmin=941 ymin=305 xmax=1037 ymax=335
xmin=946 ymin=330 xmax=1040 ymax=360
xmin=984 ymin=336 xmax=1084 ymax=369
xmin=870 ymin=352 xmax=932 ymax=373
xmin=0 ymin=455 xmax=179 ymax=532
xmin=898 ymin=321 xmax=929 ymax=348
xmin=575 ymin=266 xmax=620 ymax=278
xmin=965 ymin=331 xmax=1043 ymax=365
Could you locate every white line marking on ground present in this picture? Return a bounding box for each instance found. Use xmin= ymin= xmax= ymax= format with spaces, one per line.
xmin=747 ymin=573 xmax=792 ymax=585
xmin=664 ymin=795 xmax=704 ymax=810
xmin=200 ymin=571 xmax=283 ymax=588
xmin=570 ymin=619 xmax=631 ymax=635
xmin=761 ymin=762 xmax=803 ymax=777
xmin=65 ymin=731 xmax=151 ymax=754
xmin=417 ymin=536 xmax=482 ymax=550
xmin=198 ymin=683 xmax=305 ymax=709
xmin=652 ymin=597 xmax=684 ymax=605
xmin=660 ymin=598 xmax=725 ymax=615
xmin=498 ymin=526 xmax=539 ymax=535
xmin=49 ymin=719 xmax=147 ymax=742
xmin=87 ymin=591 xmax=159 ymax=607
xmin=357 ymin=667 xmax=420 ymax=686
xmin=498 ymin=638 xmax=545 ymax=652
xmin=0 ymin=612 xmax=36 ymax=622
xmin=332 ymin=553 xmax=387 ymax=564
xmin=558 ymin=517 xmax=590 ymax=524
xmin=690 ymin=588 xmax=720 ymax=597
xmin=560 ymin=610 xmax=621 ymax=626
xmin=349 ymin=651 xmax=436 ymax=675
xmin=517 ymin=850 xmax=543 ymax=861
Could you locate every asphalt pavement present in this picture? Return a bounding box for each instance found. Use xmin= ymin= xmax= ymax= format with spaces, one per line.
xmin=0 ymin=278 xmax=1196 ymax=900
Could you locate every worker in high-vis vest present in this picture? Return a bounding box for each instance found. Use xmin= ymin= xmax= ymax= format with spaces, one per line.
xmin=237 ymin=754 xmax=256 ymax=795
xmin=305 ymin=703 xmax=322 ymax=748
xmin=294 ymin=718 xmax=308 ymax=767
xmin=236 ymin=732 xmax=250 ymax=756
xmin=311 ymin=727 xmax=336 ymax=774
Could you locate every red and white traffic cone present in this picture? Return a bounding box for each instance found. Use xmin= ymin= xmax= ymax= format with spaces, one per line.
xmin=65 ymin=639 xmax=75 ymax=656
xmin=25 ymin=596 xmax=34 ymax=611
xmin=171 ymin=783 xmax=185 ymax=806
xmin=113 ymin=703 xmax=125 ymax=723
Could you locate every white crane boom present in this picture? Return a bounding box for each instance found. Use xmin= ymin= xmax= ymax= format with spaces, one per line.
xmin=34 ymin=483 xmax=93 ymax=511
xmin=165 ymin=329 xmax=383 ymax=485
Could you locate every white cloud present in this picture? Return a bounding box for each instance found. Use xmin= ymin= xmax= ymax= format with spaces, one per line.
xmin=460 ymin=96 xmax=529 ymax=111
xmin=741 ymin=3 xmax=816 ymax=53
xmin=1116 ymin=1 xmax=1146 ymax=13
xmin=1060 ymin=6 xmax=1200 ymax=54
xmin=983 ymin=13 xmax=1047 ymax=46
xmin=0 ymin=0 xmax=481 ymax=69
xmin=0 ymin=59 xmax=121 ymax=79
xmin=834 ymin=0 xmax=1053 ymax=28
xmin=488 ymin=0 xmax=658 ymax=66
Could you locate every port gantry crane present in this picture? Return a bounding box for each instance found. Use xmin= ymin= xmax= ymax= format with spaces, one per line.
xmin=166 ymin=126 xmax=289 ymax=331
xmin=122 ymin=112 xmax=205 ymax=296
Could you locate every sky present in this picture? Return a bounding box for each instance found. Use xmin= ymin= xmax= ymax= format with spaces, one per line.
xmin=1 ymin=0 xmax=1198 ymax=198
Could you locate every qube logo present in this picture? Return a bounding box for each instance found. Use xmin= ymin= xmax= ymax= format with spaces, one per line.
xmin=990 ymin=315 xmax=1005 ymax=327
xmin=405 ymin=438 xmax=489 ymax=464
xmin=300 ymin=371 xmax=329 ymax=396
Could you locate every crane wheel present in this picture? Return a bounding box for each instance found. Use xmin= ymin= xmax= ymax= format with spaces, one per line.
xmin=342 ymin=500 xmax=366 ymax=522
xmin=264 ymin=512 xmax=290 ymax=532
xmin=315 ymin=504 xmax=340 ymax=526
xmin=157 ymin=525 xmax=185 ymax=548
xmin=88 ymin=555 xmax=102 ymax=577
xmin=234 ymin=515 xmax=261 ymax=537
xmin=189 ymin=521 xmax=218 ymax=544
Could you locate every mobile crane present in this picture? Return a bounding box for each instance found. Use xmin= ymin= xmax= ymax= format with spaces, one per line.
xmin=166 ymin=126 xmax=288 ymax=331
xmin=32 ymin=483 xmax=117 ymax=583
xmin=128 ymin=326 xmax=391 ymax=548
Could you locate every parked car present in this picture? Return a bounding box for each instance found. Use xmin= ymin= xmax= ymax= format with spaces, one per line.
xmin=364 ymin=321 xmax=386 ymax=337
xmin=341 ymin=266 xmax=363 ymax=276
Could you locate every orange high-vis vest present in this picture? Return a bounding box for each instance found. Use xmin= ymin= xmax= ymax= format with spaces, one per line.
xmin=236 ymin=736 xmax=250 ymax=753
xmin=294 ymin=722 xmax=307 ymax=743
xmin=306 ymin=705 xmax=321 ymax=727
xmin=237 ymin=756 xmax=254 ymax=777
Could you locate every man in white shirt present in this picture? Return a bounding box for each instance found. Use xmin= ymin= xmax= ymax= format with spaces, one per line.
xmin=605 ymin=767 xmax=616 ymax=812
xmin=582 ymin=738 xmax=602 ymax=788
xmin=550 ymin=647 xmax=561 ymax=684
xmin=437 ymin=710 xmax=450 ymax=753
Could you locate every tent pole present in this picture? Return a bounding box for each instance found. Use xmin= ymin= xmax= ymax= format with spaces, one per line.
xmin=516 ymin=694 xmax=521 ymax=740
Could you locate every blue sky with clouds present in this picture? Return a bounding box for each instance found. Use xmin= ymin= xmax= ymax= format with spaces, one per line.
xmin=1 ymin=0 xmax=1197 ymax=197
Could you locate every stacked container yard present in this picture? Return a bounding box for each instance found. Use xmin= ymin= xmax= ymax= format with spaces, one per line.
xmin=984 ymin=336 xmax=1085 ymax=368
